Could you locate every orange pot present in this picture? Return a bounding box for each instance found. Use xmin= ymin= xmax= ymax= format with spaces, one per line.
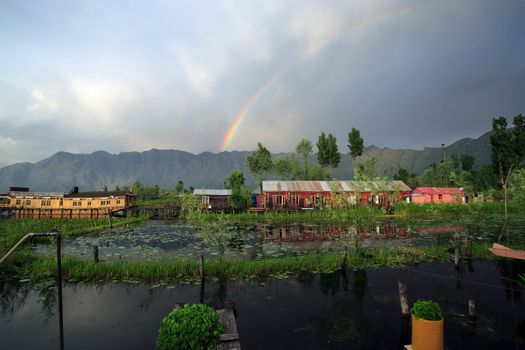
xmin=411 ymin=314 xmax=444 ymax=350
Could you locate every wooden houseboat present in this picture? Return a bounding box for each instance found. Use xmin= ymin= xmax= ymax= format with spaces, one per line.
xmin=258 ymin=180 xmax=411 ymax=210
xmin=0 ymin=187 xmax=135 ymax=219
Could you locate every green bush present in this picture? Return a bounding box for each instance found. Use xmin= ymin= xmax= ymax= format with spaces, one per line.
xmin=156 ymin=304 xmax=223 ymax=350
xmin=411 ymin=300 xmax=443 ymax=321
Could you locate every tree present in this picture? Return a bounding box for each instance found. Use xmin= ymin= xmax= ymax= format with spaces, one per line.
xmin=224 ymin=170 xmax=250 ymax=210
xmin=460 ymin=154 xmax=475 ymax=172
xmin=273 ymin=154 xmax=300 ymax=180
xmin=295 ymin=138 xmax=313 ymax=179
xmin=317 ymin=132 xmax=341 ymax=172
xmin=245 ymin=142 xmax=273 ymax=193
xmin=174 ymin=180 xmax=184 ymax=194
xmin=490 ymin=115 xmax=525 ymax=219
xmin=347 ymin=128 xmax=364 ymax=160
xmin=450 ymin=153 xmax=460 ymax=170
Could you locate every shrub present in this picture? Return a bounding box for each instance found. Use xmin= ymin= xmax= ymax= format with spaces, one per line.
xmin=156 ymin=304 xmax=223 ymax=350
xmin=411 ymin=300 xmax=443 ymax=321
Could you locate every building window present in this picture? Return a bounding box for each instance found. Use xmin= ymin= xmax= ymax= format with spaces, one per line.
xmin=16 ymin=199 xmax=21 ymax=205
xmin=41 ymin=200 xmax=51 ymax=206
xmin=73 ymin=201 xmax=82 ymax=207
xmin=87 ymin=201 xmax=92 ymax=206
xmin=438 ymin=194 xmax=443 ymax=201
xmin=116 ymin=199 xmax=121 ymax=205
xmin=26 ymin=200 xmax=31 ymax=205
xmin=59 ymin=199 xmax=63 ymax=206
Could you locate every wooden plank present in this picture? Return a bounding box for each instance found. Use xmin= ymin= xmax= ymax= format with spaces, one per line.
xmin=216 ymin=308 xmax=240 ymax=350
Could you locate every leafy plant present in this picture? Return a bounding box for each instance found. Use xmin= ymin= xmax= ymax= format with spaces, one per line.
xmin=411 ymin=300 xmax=443 ymax=321
xmin=156 ymin=303 xmax=223 ymax=350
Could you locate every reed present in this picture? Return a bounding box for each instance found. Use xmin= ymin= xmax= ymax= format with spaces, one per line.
xmin=16 ymin=242 xmax=512 ymax=283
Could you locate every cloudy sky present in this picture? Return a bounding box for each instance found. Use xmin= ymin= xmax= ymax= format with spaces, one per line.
xmin=1 ymin=0 xmax=524 ymax=165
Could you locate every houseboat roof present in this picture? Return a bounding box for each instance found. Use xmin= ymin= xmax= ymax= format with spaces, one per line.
xmin=412 ymin=187 xmax=464 ymax=195
xmin=64 ymin=191 xmax=134 ymax=198
xmin=9 ymin=191 xmax=65 ymax=197
xmin=193 ymin=189 xmax=232 ymax=196
xmin=262 ymin=180 xmax=411 ymax=192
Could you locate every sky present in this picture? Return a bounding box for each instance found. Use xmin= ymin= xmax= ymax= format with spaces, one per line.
xmin=1 ymin=0 xmax=524 ymax=165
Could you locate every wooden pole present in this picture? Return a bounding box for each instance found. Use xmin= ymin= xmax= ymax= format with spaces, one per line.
xmin=199 ymin=255 xmax=205 ymax=304
xmin=108 ymin=212 xmax=113 ymax=228
xmin=398 ymin=280 xmax=410 ymax=318
xmin=468 ymin=299 xmax=476 ymax=319
xmin=93 ymin=245 xmax=99 ymax=263
xmin=454 ymin=233 xmax=460 ymax=269
xmin=341 ymin=248 xmax=348 ymax=271
xmin=466 ymin=237 xmax=473 ymax=258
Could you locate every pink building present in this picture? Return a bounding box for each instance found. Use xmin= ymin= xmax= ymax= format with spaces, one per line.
xmin=411 ymin=187 xmax=465 ymax=204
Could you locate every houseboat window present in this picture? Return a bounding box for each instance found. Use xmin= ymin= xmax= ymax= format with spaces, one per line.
xmin=438 ymin=194 xmax=443 ymax=200
xmin=116 ymin=199 xmax=121 ymax=205
xmin=41 ymin=200 xmax=51 ymax=206
xmin=73 ymin=201 xmax=82 ymax=207
xmin=0 ymin=197 xmax=10 ymax=205
xmin=87 ymin=201 xmax=92 ymax=206
xmin=16 ymin=199 xmax=21 ymax=205
xmin=26 ymin=200 xmax=31 ymax=205
xmin=273 ymin=195 xmax=283 ymax=205
xmin=59 ymin=199 xmax=63 ymax=206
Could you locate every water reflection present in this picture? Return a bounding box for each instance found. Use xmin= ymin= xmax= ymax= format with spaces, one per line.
xmin=34 ymin=215 xmax=525 ymax=262
xmin=1 ymin=259 xmax=525 ymax=349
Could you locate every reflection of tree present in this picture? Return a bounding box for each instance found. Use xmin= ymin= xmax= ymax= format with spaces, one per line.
xmin=351 ymin=269 xmax=368 ymax=304
xmin=38 ymin=284 xmax=58 ymax=319
xmin=0 ymin=281 xmax=32 ymax=314
xmin=296 ymin=271 xmax=314 ymax=288
xmin=319 ymin=272 xmax=340 ymax=296
xmin=498 ymin=259 xmax=523 ymax=301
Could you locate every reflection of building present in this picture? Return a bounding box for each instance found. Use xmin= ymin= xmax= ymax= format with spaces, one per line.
xmin=257 ymin=180 xmax=411 ymax=209
xmin=193 ymin=189 xmax=232 ymax=211
xmin=410 ymin=187 xmax=465 ymax=204
xmin=0 ymin=187 xmax=134 ymax=218
xmin=257 ymin=222 xmax=409 ymax=242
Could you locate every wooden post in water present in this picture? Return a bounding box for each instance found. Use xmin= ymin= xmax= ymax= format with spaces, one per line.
xmin=199 ymin=255 xmax=205 ymax=304
xmin=398 ymin=280 xmax=410 ymax=318
xmin=454 ymin=233 xmax=460 ymax=269
xmin=108 ymin=212 xmax=113 ymax=228
xmin=341 ymin=248 xmax=348 ymax=271
xmin=93 ymin=245 xmax=99 ymax=263
xmin=468 ymin=299 xmax=476 ymax=319
xmin=466 ymin=237 xmax=473 ymax=258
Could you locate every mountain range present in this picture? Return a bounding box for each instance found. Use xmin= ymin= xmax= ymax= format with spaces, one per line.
xmin=0 ymin=130 xmax=493 ymax=192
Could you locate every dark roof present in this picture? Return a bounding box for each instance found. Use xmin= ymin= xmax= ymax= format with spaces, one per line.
xmin=64 ymin=191 xmax=134 ymax=198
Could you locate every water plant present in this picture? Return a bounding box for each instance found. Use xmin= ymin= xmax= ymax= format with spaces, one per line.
xmin=156 ymin=303 xmax=223 ymax=350
xmin=411 ymin=300 xmax=443 ymax=321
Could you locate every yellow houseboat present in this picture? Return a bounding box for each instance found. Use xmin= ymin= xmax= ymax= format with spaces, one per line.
xmin=0 ymin=187 xmax=135 ymax=219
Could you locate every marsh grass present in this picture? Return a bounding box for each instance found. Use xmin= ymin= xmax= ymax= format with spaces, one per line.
xmin=17 ymin=242 xmax=514 ymax=283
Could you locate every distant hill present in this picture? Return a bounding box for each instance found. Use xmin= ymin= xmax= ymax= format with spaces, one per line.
xmin=0 ymin=131 xmax=493 ymax=192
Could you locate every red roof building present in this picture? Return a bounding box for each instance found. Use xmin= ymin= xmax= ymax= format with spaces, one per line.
xmin=411 ymin=187 xmax=465 ymax=204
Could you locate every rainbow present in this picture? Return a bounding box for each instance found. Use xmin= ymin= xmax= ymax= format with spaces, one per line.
xmin=219 ymin=4 xmax=414 ymax=151
xmin=219 ymin=70 xmax=283 ymax=151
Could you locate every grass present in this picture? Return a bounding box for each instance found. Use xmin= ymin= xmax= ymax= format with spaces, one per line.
xmin=12 ymin=242 xmax=514 ymax=283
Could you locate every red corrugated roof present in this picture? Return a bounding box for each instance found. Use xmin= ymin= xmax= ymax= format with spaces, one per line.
xmin=413 ymin=187 xmax=464 ymax=195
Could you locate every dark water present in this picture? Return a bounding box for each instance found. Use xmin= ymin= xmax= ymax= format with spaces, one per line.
xmin=35 ymin=215 xmax=525 ymax=262
xmin=2 ymin=259 xmax=524 ymax=349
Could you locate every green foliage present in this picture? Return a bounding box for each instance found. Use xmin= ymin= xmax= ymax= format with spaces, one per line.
xmin=411 ymin=300 xmax=443 ymax=321
xmin=460 ymin=154 xmax=475 ymax=172
xmin=348 ymin=128 xmax=364 ymax=160
xmin=510 ymin=169 xmax=525 ymax=205
xmin=295 ymin=138 xmax=313 ymax=178
xmin=224 ymin=170 xmax=251 ymax=210
xmin=131 ymin=181 xmax=160 ymax=201
xmin=273 ymin=154 xmax=301 ymax=179
xmin=317 ymin=132 xmax=341 ymax=170
xmin=245 ymin=142 xmax=273 ymax=191
xmin=156 ymin=304 xmax=223 ymax=350
xmin=354 ymin=157 xmax=379 ymax=181
xmin=174 ymin=180 xmax=184 ymax=194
